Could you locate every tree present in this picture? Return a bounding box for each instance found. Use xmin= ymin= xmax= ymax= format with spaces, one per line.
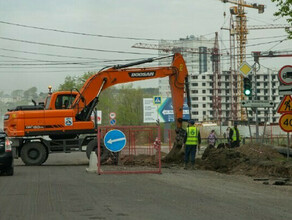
xmin=115 ymin=85 xmax=144 ymax=125
xmin=11 ymin=89 xmax=24 ymax=99
xmin=23 ymin=87 xmax=38 ymax=101
xmin=271 ymin=0 xmax=292 ymax=38
xmin=58 ymin=72 xmax=95 ymax=91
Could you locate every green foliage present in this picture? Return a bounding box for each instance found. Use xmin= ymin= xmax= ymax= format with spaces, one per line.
xmin=115 ymin=85 xmax=144 ymax=125
xmin=271 ymin=0 xmax=292 ymax=38
xmin=58 ymin=72 xmax=95 ymax=91
xmin=11 ymin=89 xmax=24 ymax=99
xmin=23 ymin=87 xmax=38 ymax=101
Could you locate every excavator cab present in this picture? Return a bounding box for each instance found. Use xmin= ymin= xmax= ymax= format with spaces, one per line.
xmin=44 ymin=91 xmax=78 ymax=110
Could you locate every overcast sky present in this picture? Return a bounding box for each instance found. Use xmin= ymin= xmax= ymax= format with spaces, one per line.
xmin=0 ymin=0 xmax=291 ymax=94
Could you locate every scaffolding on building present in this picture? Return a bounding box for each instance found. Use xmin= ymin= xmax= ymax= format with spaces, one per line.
xmin=212 ymin=32 xmax=222 ymax=122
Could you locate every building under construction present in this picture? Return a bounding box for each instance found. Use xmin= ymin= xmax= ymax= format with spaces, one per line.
xmin=133 ymin=34 xmax=282 ymax=125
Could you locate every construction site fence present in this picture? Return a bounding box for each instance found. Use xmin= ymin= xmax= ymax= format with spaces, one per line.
xmin=97 ymin=125 xmax=161 ymax=175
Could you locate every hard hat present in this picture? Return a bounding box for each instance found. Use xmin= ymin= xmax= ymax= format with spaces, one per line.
xmin=188 ymin=119 xmax=195 ymax=125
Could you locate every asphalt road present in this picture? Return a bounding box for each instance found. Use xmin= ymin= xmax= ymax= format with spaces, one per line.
xmin=0 ymin=153 xmax=291 ymax=220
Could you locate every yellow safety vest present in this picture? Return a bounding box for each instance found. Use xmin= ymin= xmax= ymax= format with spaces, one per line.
xmin=232 ymin=128 xmax=241 ymax=141
xmin=185 ymin=127 xmax=199 ymax=145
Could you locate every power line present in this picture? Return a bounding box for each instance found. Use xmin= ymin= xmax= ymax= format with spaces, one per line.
xmin=221 ymin=38 xmax=290 ymax=51
xmin=0 ymin=36 xmax=156 ymax=55
xmin=0 ymin=20 xmax=287 ymax=43
xmin=0 ymin=20 xmax=163 ymax=41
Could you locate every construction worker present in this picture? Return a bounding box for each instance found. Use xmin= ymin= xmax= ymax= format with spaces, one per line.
xmin=229 ymin=123 xmax=241 ymax=148
xmin=184 ymin=120 xmax=201 ymax=170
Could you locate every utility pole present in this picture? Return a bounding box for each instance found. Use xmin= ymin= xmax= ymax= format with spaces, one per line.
xmin=253 ymin=52 xmax=260 ymax=142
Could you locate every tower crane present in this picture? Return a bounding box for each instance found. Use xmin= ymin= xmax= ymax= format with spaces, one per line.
xmin=221 ymin=0 xmax=266 ymax=122
xmin=248 ymin=24 xmax=291 ymax=31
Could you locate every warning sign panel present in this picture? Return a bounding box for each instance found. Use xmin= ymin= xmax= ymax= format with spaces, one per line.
xmin=277 ymin=95 xmax=292 ymax=114
xmin=279 ymin=113 xmax=292 ymax=132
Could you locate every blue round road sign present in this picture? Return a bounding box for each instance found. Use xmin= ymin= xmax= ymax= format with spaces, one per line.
xmin=104 ymin=129 xmax=126 ymax=152
xmin=110 ymin=119 xmax=116 ymax=125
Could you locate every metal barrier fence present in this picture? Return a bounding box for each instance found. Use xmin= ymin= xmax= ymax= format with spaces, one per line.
xmin=97 ymin=125 xmax=161 ymax=175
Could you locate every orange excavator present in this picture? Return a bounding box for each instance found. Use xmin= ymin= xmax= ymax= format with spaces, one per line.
xmin=4 ymin=53 xmax=189 ymax=165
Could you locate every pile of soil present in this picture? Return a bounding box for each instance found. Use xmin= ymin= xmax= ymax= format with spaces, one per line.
xmin=197 ymin=144 xmax=292 ymax=178
xmin=119 ymin=152 xmax=167 ymax=166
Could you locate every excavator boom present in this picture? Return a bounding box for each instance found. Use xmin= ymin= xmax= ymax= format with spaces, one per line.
xmin=73 ymin=53 xmax=188 ymax=129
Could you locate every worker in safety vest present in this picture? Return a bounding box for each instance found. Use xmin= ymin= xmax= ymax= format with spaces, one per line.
xmin=229 ymin=123 xmax=241 ymax=148
xmin=184 ymin=120 xmax=201 ymax=170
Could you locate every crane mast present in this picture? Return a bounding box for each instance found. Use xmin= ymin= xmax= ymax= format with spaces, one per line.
xmin=221 ymin=0 xmax=265 ymax=122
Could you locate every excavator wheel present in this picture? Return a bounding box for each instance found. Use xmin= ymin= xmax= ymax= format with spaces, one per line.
xmin=20 ymin=142 xmax=48 ymax=166
xmin=86 ymin=139 xmax=109 ymax=163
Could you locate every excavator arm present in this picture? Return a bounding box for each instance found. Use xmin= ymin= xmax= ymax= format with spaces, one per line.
xmin=72 ymin=53 xmax=188 ymax=129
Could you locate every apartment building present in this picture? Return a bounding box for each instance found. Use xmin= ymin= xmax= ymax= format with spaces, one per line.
xmin=189 ymin=70 xmax=281 ymax=124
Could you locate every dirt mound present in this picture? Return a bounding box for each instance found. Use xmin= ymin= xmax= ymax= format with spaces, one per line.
xmin=197 ymin=144 xmax=292 ymax=178
xmin=119 ymin=152 xmax=167 ymax=166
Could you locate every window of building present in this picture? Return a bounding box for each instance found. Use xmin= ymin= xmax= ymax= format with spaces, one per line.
xmin=264 ymin=75 xmax=268 ymax=80
xmin=193 ymin=111 xmax=199 ymax=115
xmin=203 ymin=111 xmax=206 ymax=115
xmin=192 ymin=83 xmax=198 ymax=86
xmin=203 ymin=104 xmax=206 ymax=108
xmin=192 ymin=76 xmax=198 ymax=79
xmin=202 ymin=83 xmax=206 ymax=86
xmin=192 ymin=104 xmax=199 ymax=108
xmin=203 ymin=97 xmax=206 ymax=101
xmin=192 ymin=97 xmax=199 ymax=101
xmin=191 ymin=90 xmax=199 ymax=93
xmin=202 ymin=76 xmax=206 ymax=79
xmin=202 ymin=90 xmax=206 ymax=93
xmin=209 ymin=76 xmax=213 ymax=80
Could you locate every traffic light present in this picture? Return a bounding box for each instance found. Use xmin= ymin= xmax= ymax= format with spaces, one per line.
xmin=243 ymin=77 xmax=252 ymax=96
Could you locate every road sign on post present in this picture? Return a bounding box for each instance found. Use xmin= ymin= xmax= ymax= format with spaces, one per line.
xmin=277 ymin=95 xmax=292 ymax=114
xmin=241 ymin=100 xmax=274 ymax=108
xmin=278 ymin=85 xmax=292 ymax=95
xmin=109 ymin=112 xmax=116 ymax=119
xmin=279 ymin=113 xmax=292 ymax=132
xmin=110 ymin=119 xmax=116 ymax=126
xmin=239 ymin=61 xmax=253 ymax=77
xmin=104 ymin=130 xmax=126 ymax=152
xmin=158 ymin=98 xmax=190 ymax=122
xmin=153 ymin=96 xmax=162 ymax=105
xmin=278 ymin=65 xmax=292 ymax=85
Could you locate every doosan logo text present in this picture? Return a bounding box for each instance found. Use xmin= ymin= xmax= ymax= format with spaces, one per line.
xmin=129 ymin=71 xmax=155 ymax=78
